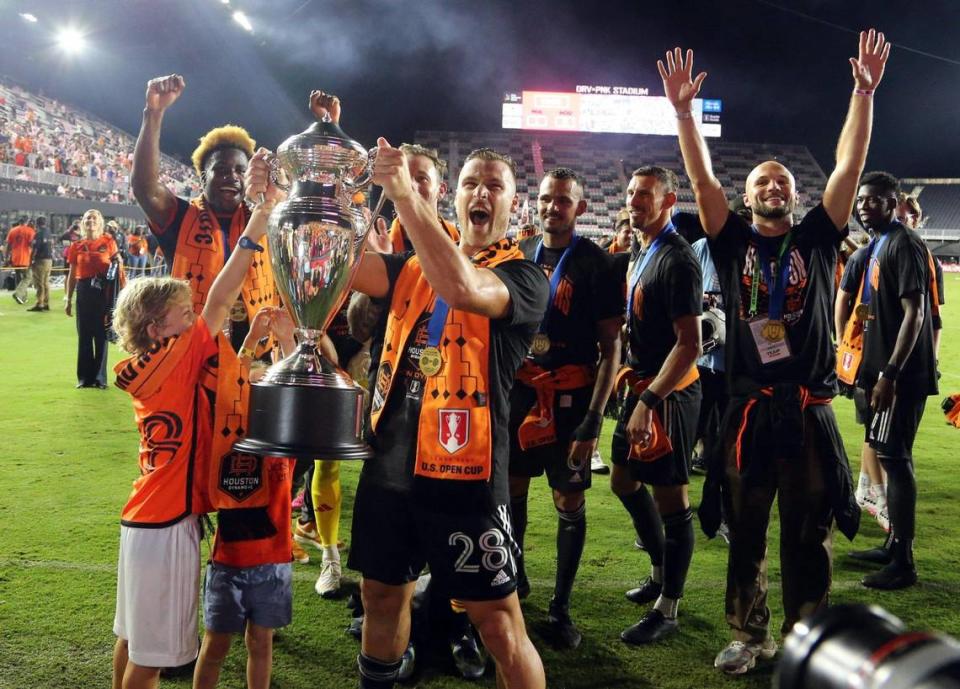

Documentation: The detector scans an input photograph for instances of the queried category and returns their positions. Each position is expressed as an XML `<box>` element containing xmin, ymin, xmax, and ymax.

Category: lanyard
<box><xmin>627</xmin><ymin>223</ymin><xmax>675</xmax><ymax>330</ymax></box>
<box><xmin>860</xmin><ymin>233</ymin><xmax>889</xmax><ymax>307</ymax></box>
<box><xmin>749</xmin><ymin>228</ymin><xmax>792</xmax><ymax>319</ymax></box>
<box><xmin>534</xmin><ymin>234</ymin><xmax>580</xmax><ymax>334</ymax></box>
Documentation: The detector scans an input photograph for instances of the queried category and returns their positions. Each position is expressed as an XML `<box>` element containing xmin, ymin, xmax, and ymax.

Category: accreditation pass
<box><xmin>748</xmin><ymin>317</ymin><xmax>792</xmax><ymax>364</ymax></box>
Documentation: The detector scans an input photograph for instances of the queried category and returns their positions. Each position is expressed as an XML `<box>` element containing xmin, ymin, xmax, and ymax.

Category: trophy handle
<box><xmin>256</xmin><ymin>154</ymin><xmax>292</xmax><ymax>206</ymax></box>
<box><xmin>342</xmin><ymin>146</ymin><xmax>379</xmax><ymax>195</ymax></box>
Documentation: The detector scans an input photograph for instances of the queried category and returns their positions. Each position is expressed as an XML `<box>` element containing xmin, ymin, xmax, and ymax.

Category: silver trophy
<box><xmin>233</xmin><ymin>115</ymin><xmax>383</xmax><ymax>460</ymax></box>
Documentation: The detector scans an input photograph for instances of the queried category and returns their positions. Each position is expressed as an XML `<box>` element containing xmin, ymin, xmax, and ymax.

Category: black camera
<box><xmin>776</xmin><ymin>604</ymin><xmax>960</xmax><ymax>689</ymax></box>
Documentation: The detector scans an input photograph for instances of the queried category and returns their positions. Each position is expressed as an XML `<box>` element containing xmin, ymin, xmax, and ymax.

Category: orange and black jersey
<box><xmin>843</xmin><ymin>224</ymin><xmax>938</xmax><ymax>397</ymax></box>
<box><xmin>363</xmin><ymin>249</ymin><xmax>548</xmax><ymax>506</ymax></box>
<box><xmin>710</xmin><ymin>204</ymin><xmax>843</xmax><ymax>397</ymax></box>
<box><xmin>66</xmin><ymin>236</ymin><xmax>119</xmax><ymax>279</ymax></box>
<box><xmin>625</xmin><ymin>230</ymin><xmax>702</xmax><ymax>378</ymax></box>
<box><xmin>518</xmin><ymin>235</ymin><xmax>624</xmax><ymax>369</ymax></box>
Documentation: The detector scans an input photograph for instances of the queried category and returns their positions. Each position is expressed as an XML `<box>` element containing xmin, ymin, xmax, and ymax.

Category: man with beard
<box><xmin>611</xmin><ymin>165</ymin><xmax>702</xmax><ymax>646</ymax></box>
<box><xmin>659</xmin><ymin>30</ymin><xmax>888</xmax><ymax>674</ymax></box>
<box><xmin>261</xmin><ymin>138</ymin><xmax>549</xmax><ymax>687</ymax></box>
<box><xmin>839</xmin><ymin>172</ymin><xmax>936</xmax><ymax>589</ymax></box>
<box><xmin>131</xmin><ymin>74</ymin><xmax>277</xmax><ymax>333</ymax></box>
<box><xmin>507</xmin><ymin>167</ymin><xmax>623</xmax><ymax>648</ymax></box>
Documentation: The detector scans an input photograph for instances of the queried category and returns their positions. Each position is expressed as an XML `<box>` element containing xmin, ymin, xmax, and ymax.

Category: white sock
<box><xmin>322</xmin><ymin>545</ymin><xmax>340</xmax><ymax>562</ymax></box>
<box><xmin>653</xmin><ymin>594</ymin><xmax>679</xmax><ymax>619</ymax></box>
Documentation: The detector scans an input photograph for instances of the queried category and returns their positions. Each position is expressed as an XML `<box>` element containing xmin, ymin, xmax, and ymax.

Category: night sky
<box><xmin>1</xmin><ymin>0</ymin><xmax>958</xmax><ymax>179</ymax></box>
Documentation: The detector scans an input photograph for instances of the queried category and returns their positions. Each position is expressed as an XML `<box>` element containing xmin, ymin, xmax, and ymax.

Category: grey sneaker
<box><xmin>714</xmin><ymin>638</ymin><xmax>778</xmax><ymax>675</ymax></box>
<box><xmin>590</xmin><ymin>450</ymin><xmax>610</xmax><ymax>474</ymax></box>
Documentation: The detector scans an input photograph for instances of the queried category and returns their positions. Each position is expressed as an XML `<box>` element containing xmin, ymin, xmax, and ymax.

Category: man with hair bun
<box><xmin>131</xmin><ymin>74</ymin><xmax>277</xmax><ymax>331</ymax></box>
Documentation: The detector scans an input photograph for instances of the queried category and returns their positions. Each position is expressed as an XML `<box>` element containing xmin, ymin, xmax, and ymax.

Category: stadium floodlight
<box><xmin>56</xmin><ymin>27</ymin><xmax>87</xmax><ymax>55</ymax></box>
<box><xmin>19</xmin><ymin>12</ymin><xmax>38</xmax><ymax>23</ymax></box>
<box><xmin>221</xmin><ymin>0</ymin><xmax>230</xmax><ymax>4</ymax></box>
<box><xmin>232</xmin><ymin>10</ymin><xmax>253</xmax><ymax>32</ymax></box>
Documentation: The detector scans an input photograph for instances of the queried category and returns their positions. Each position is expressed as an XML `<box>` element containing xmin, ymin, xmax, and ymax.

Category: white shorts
<box><xmin>113</xmin><ymin>515</ymin><xmax>201</xmax><ymax>668</ymax></box>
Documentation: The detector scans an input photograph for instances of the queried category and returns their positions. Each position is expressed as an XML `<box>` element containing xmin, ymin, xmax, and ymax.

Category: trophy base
<box><xmin>233</xmin><ymin>380</ymin><xmax>371</xmax><ymax>460</ymax></box>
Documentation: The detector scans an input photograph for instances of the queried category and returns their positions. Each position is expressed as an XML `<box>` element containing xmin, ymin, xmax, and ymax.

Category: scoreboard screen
<box><xmin>502</xmin><ymin>88</ymin><xmax>722</xmax><ymax>138</ymax></box>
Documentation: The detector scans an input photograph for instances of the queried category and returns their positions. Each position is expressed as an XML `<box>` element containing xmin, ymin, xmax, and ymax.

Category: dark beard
<box><xmin>752</xmin><ymin>200</ymin><xmax>794</xmax><ymax>219</ymax></box>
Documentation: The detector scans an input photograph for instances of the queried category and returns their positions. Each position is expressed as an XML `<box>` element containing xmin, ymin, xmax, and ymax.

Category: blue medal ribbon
<box><xmin>751</xmin><ymin>228</ymin><xmax>792</xmax><ymax>321</ymax></box>
<box><xmin>534</xmin><ymin>234</ymin><xmax>580</xmax><ymax>335</ymax></box>
<box><xmin>627</xmin><ymin>223</ymin><xmax>675</xmax><ymax>331</ymax></box>
<box><xmin>425</xmin><ymin>295</ymin><xmax>449</xmax><ymax>348</ymax></box>
<box><xmin>860</xmin><ymin>233</ymin><xmax>889</xmax><ymax>308</ymax></box>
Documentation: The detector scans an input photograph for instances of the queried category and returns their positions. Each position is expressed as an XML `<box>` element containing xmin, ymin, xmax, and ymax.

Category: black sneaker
<box><xmin>633</xmin><ymin>536</ymin><xmax>647</xmax><ymax>551</ymax></box>
<box><xmin>450</xmin><ymin>629</ymin><xmax>486</xmax><ymax>679</ymax></box>
<box><xmin>848</xmin><ymin>546</ymin><xmax>892</xmax><ymax>565</ymax></box>
<box><xmin>27</xmin><ymin>304</ymin><xmax>43</xmax><ymax>312</ymax></box>
<box><xmin>690</xmin><ymin>454</ymin><xmax>707</xmax><ymax>475</ymax></box>
<box><xmin>620</xmin><ymin>609</ymin><xmax>678</xmax><ymax>645</ymax></box>
<box><xmin>862</xmin><ymin>563</ymin><xmax>917</xmax><ymax>590</ymax></box>
<box><xmin>346</xmin><ymin>614</ymin><xmax>363</xmax><ymax>639</ymax></box>
<box><xmin>398</xmin><ymin>642</ymin><xmax>416</xmax><ymax>682</ymax></box>
<box><xmin>12</xmin><ymin>294</ymin><xmax>25</xmax><ymax>305</ymax></box>
<box><xmin>545</xmin><ymin>605</ymin><xmax>582</xmax><ymax>650</ymax></box>
<box><xmin>625</xmin><ymin>577</ymin><xmax>661</xmax><ymax>605</ymax></box>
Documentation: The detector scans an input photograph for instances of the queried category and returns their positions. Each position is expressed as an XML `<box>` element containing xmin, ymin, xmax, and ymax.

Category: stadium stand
<box><xmin>0</xmin><ymin>76</ymin><xmax>198</xmax><ymax>204</ymax></box>
<box><xmin>415</xmin><ymin>130</ymin><xmax>828</xmax><ymax>236</ymax></box>
<box><xmin>900</xmin><ymin>179</ymin><xmax>960</xmax><ymax>261</ymax></box>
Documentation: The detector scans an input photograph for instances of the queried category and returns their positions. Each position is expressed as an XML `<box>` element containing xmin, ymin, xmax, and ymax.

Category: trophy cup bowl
<box><xmin>233</xmin><ymin>118</ymin><xmax>383</xmax><ymax>460</ymax></box>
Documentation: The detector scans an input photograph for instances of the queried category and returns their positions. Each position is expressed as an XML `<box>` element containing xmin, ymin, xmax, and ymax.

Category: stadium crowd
<box><xmin>3</xmin><ymin>26</ymin><xmax>957</xmax><ymax>689</ymax></box>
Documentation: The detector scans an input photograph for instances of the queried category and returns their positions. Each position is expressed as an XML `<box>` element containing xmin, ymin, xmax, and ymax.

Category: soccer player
<box><xmin>507</xmin><ymin>167</ymin><xmax>623</xmax><ymax>649</ymax></box>
<box><xmin>131</xmin><ymin>74</ymin><xmax>277</xmax><ymax>331</ymax></box>
<box><xmin>659</xmin><ymin>30</ymin><xmax>889</xmax><ymax>674</ymax></box>
<box><xmin>846</xmin><ymin>171</ymin><xmax>937</xmax><ymax>589</ymax></box>
<box><xmin>7</xmin><ymin>216</ymin><xmax>34</xmax><ymax>305</ymax></box>
<box><xmin>261</xmin><ymin>135</ymin><xmax>550</xmax><ymax>687</ymax></box>
<box><xmin>110</xmin><ymin>151</ymin><xmax>282</xmax><ymax>689</ymax></box>
<box><xmin>611</xmin><ymin>166</ymin><xmax>703</xmax><ymax>645</ymax></box>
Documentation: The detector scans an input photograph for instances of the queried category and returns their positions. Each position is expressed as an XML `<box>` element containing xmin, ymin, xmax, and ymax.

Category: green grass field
<box><xmin>2</xmin><ymin>277</ymin><xmax>959</xmax><ymax>689</ymax></box>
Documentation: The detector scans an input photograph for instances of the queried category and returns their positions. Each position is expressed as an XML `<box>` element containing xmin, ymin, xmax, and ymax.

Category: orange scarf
<box><xmin>615</xmin><ymin>365</ymin><xmax>699</xmax><ymax>462</ymax></box>
<box><xmin>387</xmin><ymin>216</ymin><xmax>460</xmax><ymax>254</ymax></box>
<box><xmin>370</xmin><ymin>238</ymin><xmax>522</xmax><ymax>481</ymax></box>
<box><xmin>836</xmin><ymin>279</ymin><xmax>867</xmax><ymax>386</ymax></box>
<box><xmin>206</xmin><ymin>334</ymin><xmax>254</xmax><ymax>510</ymax></box>
<box><xmin>172</xmin><ymin>197</ymin><xmax>278</xmax><ymax>320</ymax></box>
<box><xmin>516</xmin><ymin>362</ymin><xmax>595</xmax><ymax>450</ymax></box>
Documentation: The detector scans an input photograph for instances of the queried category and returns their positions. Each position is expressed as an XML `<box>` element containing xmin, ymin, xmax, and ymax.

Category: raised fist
<box><xmin>309</xmin><ymin>90</ymin><xmax>341</xmax><ymax>124</ymax></box>
<box><xmin>145</xmin><ymin>75</ymin><xmax>185</xmax><ymax>113</ymax></box>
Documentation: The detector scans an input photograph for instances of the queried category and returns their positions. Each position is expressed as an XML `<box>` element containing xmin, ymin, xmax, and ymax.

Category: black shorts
<box><xmin>347</xmin><ymin>477</ymin><xmax>520</xmax><ymax>602</ymax></box>
<box><xmin>610</xmin><ymin>381</ymin><xmax>701</xmax><ymax>486</ymax></box>
<box><xmin>507</xmin><ymin>382</ymin><xmax>593</xmax><ymax>492</ymax></box>
<box><xmin>863</xmin><ymin>388</ymin><xmax>927</xmax><ymax>462</ymax></box>
<box><xmin>853</xmin><ymin>387</ymin><xmax>870</xmax><ymax>426</ymax></box>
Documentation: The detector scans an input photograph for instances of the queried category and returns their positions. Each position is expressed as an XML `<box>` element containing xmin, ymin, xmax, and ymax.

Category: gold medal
<box><xmin>854</xmin><ymin>303</ymin><xmax>870</xmax><ymax>322</ymax></box>
<box><xmin>531</xmin><ymin>333</ymin><xmax>551</xmax><ymax>355</ymax></box>
<box><xmin>419</xmin><ymin>346</ymin><xmax>443</xmax><ymax>376</ymax></box>
<box><xmin>762</xmin><ymin>320</ymin><xmax>786</xmax><ymax>342</ymax></box>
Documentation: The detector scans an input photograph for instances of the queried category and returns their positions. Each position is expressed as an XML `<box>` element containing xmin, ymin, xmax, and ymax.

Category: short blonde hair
<box><xmin>113</xmin><ymin>277</ymin><xmax>193</xmax><ymax>355</ymax></box>
<box><xmin>191</xmin><ymin>124</ymin><xmax>256</xmax><ymax>176</ymax></box>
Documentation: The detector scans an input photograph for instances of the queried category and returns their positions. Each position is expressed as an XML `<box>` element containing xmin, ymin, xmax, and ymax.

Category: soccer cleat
<box><xmin>690</xmin><ymin>454</ymin><xmax>707</xmax><ymax>475</ymax></box>
<box><xmin>346</xmin><ymin>614</ymin><xmax>363</xmax><ymax>639</ymax></box>
<box><xmin>450</xmin><ymin>629</ymin><xmax>486</xmax><ymax>679</ymax></box>
<box><xmin>854</xmin><ymin>471</ymin><xmax>870</xmax><ymax>508</ymax></box>
<box><xmin>620</xmin><ymin>609</ymin><xmax>678</xmax><ymax>645</ymax></box>
<box><xmin>625</xmin><ymin>577</ymin><xmax>662</xmax><ymax>605</ymax></box>
<box><xmin>12</xmin><ymin>293</ymin><xmax>25</xmax><ymax>305</ymax></box>
<box><xmin>633</xmin><ymin>536</ymin><xmax>647</xmax><ymax>551</ymax></box>
<box><xmin>291</xmin><ymin>541</ymin><xmax>310</xmax><ymax>564</ymax></box>
<box><xmin>590</xmin><ymin>450</ymin><xmax>610</xmax><ymax>474</ymax></box>
<box><xmin>398</xmin><ymin>643</ymin><xmax>416</xmax><ymax>682</ymax></box>
<box><xmin>714</xmin><ymin>638</ymin><xmax>778</xmax><ymax>675</ymax></box>
<box><xmin>293</xmin><ymin>520</ymin><xmax>323</xmax><ymax>549</ymax></box>
<box><xmin>862</xmin><ymin>563</ymin><xmax>917</xmax><ymax>590</ymax></box>
<box><xmin>27</xmin><ymin>304</ymin><xmax>44</xmax><ymax>312</ymax></box>
<box><xmin>315</xmin><ymin>557</ymin><xmax>342</xmax><ymax>597</ymax></box>
<box><xmin>875</xmin><ymin>503</ymin><xmax>890</xmax><ymax>533</ymax></box>
<box><xmin>716</xmin><ymin>521</ymin><xmax>731</xmax><ymax>545</ymax></box>
<box><xmin>848</xmin><ymin>545</ymin><xmax>892</xmax><ymax>565</ymax></box>
<box><xmin>546</xmin><ymin>604</ymin><xmax>583</xmax><ymax>650</ymax></box>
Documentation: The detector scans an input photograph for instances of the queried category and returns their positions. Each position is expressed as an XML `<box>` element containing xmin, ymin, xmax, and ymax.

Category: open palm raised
<box><xmin>657</xmin><ymin>48</ymin><xmax>707</xmax><ymax>111</ymax></box>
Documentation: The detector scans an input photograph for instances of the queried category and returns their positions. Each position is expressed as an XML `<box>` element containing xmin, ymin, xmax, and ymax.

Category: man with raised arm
<box><xmin>250</xmin><ymin>93</ymin><xmax>550</xmax><ymax>689</ymax></box>
<box><xmin>659</xmin><ymin>30</ymin><xmax>889</xmax><ymax>675</ymax></box>
<box><xmin>507</xmin><ymin>167</ymin><xmax>624</xmax><ymax>649</ymax></box>
<box><xmin>131</xmin><ymin>74</ymin><xmax>277</xmax><ymax>334</ymax></box>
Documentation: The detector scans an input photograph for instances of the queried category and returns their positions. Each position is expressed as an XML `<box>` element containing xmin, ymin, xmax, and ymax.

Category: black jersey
<box><xmin>710</xmin><ymin>204</ymin><xmax>844</xmax><ymax>396</ymax></box>
<box><xmin>362</xmin><ymin>251</ymin><xmax>548</xmax><ymax>506</ymax></box>
<box><xmin>519</xmin><ymin>234</ymin><xmax>624</xmax><ymax>369</ymax></box>
<box><xmin>626</xmin><ymin>229</ymin><xmax>702</xmax><ymax>377</ymax></box>
<box><xmin>858</xmin><ymin>223</ymin><xmax>937</xmax><ymax>397</ymax></box>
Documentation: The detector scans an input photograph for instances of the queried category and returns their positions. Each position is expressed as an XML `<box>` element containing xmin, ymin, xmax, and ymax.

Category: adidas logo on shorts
<box><xmin>490</xmin><ymin>569</ymin><xmax>511</xmax><ymax>587</ymax></box>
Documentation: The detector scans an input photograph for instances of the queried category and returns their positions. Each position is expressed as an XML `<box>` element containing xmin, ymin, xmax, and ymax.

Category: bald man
<box><xmin>659</xmin><ymin>30</ymin><xmax>890</xmax><ymax>674</ymax></box>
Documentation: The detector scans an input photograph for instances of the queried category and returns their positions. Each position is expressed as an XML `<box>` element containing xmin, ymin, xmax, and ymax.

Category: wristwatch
<box><xmin>238</xmin><ymin>236</ymin><xmax>264</xmax><ymax>252</ymax></box>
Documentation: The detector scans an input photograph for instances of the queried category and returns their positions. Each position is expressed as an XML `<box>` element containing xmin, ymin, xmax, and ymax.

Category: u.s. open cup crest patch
<box><xmin>438</xmin><ymin>409</ymin><xmax>469</xmax><ymax>454</ymax></box>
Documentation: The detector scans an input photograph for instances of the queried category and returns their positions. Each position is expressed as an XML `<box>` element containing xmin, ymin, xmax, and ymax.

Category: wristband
<box><xmin>237</xmin><ymin>236</ymin><xmax>264</xmax><ymax>252</ymax></box>
<box><xmin>639</xmin><ymin>388</ymin><xmax>663</xmax><ymax>409</ymax></box>
<box><xmin>573</xmin><ymin>409</ymin><xmax>603</xmax><ymax>442</ymax></box>
<box><xmin>880</xmin><ymin>363</ymin><xmax>899</xmax><ymax>381</ymax></box>
<box><xmin>239</xmin><ymin>346</ymin><xmax>257</xmax><ymax>360</ymax></box>
<box><xmin>854</xmin><ymin>88</ymin><xmax>874</xmax><ymax>97</ymax></box>
<box><xmin>675</xmin><ymin>110</ymin><xmax>694</xmax><ymax>120</ymax></box>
